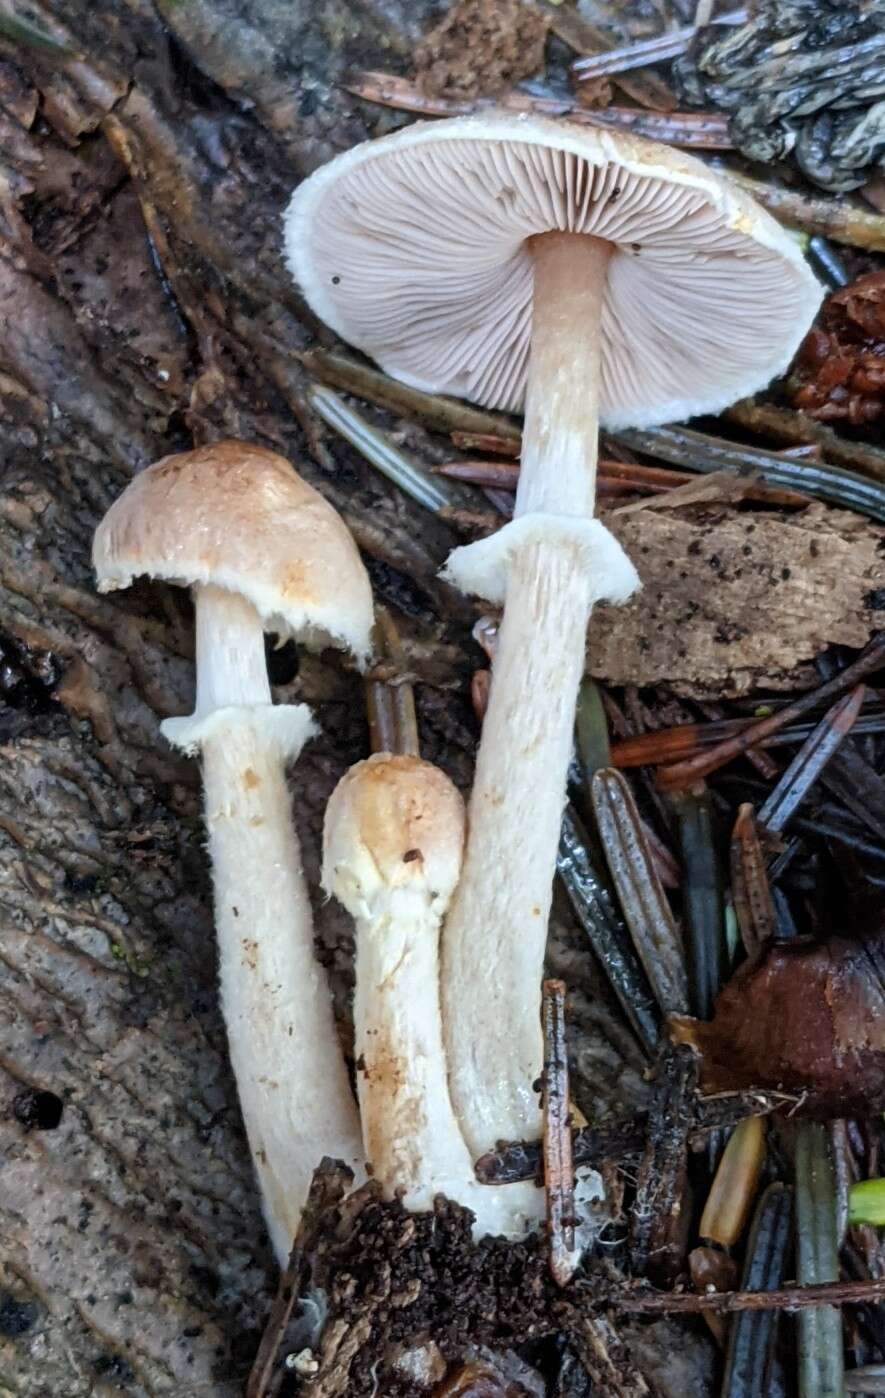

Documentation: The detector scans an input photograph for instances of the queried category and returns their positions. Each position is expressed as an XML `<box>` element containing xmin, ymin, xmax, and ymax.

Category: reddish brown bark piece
<box><xmin>791</xmin><ymin>272</ymin><xmax>885</xmax><ymax>426</ymax></box>
<box><xmin>670</xmin><ymin>923</ymin><xmax>885</xmax><ymax>1117</ymax></box>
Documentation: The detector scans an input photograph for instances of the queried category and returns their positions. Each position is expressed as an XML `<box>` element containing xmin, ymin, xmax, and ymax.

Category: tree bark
<box><xmin>0</xmin><ymin>2</ymin><xmax>456</xmax><ymax>1391</ymax></box>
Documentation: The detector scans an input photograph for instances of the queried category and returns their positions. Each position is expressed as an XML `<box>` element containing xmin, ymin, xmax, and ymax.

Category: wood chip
<box><xmin>590</xmin><ymin>503</ymin><xmax>885</xmax><ymax>696</ymax></box>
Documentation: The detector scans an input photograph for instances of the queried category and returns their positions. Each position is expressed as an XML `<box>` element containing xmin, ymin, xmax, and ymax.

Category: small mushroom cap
<box><xmin>322</xmin><ymin>753</ymin><xmax>465</xmax><ymax>921</ymax></box>
<box><xmin>285</xmin><ymin>112</ymin><xmax>822</xmax><ymax>429</ymax></box>
<box><xmin>93</xmin><ymin>441</ymin><xmax>373</xmax><ymax>665</ymax></box>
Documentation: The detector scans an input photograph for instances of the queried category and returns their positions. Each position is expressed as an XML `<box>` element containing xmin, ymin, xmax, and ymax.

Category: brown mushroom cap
<box><xmin>284</xmin><ymin>112</ymin><xmax>822</xmax><ymax>429</ymax></box>
<box><xmin>93</xmin><ymin>441</ymin><xmax>373</xmax><ymax>664</ymax></box>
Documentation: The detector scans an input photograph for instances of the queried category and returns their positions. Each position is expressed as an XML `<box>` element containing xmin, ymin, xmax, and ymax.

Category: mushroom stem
<box><xmin>517</xmin><ymin>232</ymin><xmax>611</xmax><ymax>518</ymax></box>
<box><xmin>324</xmin><ymin>756</ymin><xmax>541</xmax><ymax>1238</ymax></box>
<box><xmin>442</xmin><ymin>233</ymin><xmax>623</xmax><ymax>1156</ymax></box>
<box><xmin>353</xmin><ymin>881</ymin><xmax>473</xmax><ymax>1209</ymax></box>
<box><xmin>193</xmin><ymin>584</ymin><xmax>271</xmax><ymax>713</ymax></box>
<box><xmin>164</xmin><ymin>585</ymin><xmax>363</xmax><ymax>1263</ymax></box>
<box><xmin>442</xmin><ymin>546</ymin><xmax>597</xmax><ymax>1149</ymax></box>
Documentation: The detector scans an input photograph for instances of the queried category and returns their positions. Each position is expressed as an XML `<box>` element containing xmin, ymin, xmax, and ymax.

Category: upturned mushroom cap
<box><xmin>284</xmin><ymin>112</ymin><xmax>822</xmax><ymax>429</ymax></box>
<box><xmin>93</xmin><ymin>440</ymin><xmax>374</xmax><ymax>665</ymax></box>
<box><xmin>322</xmin><ymin>754</ymin><xmax>465</xmax><ymax>921</ymax></box>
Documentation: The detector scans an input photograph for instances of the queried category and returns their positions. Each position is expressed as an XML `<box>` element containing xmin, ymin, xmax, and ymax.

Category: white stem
<box><xmin>178</xmin><ymin>586</ymin><xmax>363</xmax><ymax>1262</ymax></box>
<box><xmin>354</xmin><ymin>888</ymin><xmax>539</xmax><ymax>1236</ymax></box>
<box><xmin>194</xmin><ymin>584</ymin><xmax>272</xmax><ymax>713</ymax></box>
<box><xmin>442</xmin><ymin>232</ymin><xmax>611</xmax><ymax>1156</ymax></box>
<box><xmin>355</xmin><ymin>888</ymin><xmax>473</xmax><ymax>1206</ymax></box>
<box><xmin>325</xmin><ymin>756</ymin><xmax>542</xmax><ymax>1239</ymax></box>
<box><xmin>516</xmin><ymin>232</ymin><xmax>610</xmax><ymax>519</ymax></box>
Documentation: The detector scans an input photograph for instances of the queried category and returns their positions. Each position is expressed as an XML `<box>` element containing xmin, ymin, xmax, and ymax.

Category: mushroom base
<box><xmin>255</xmin><ymin>1160</ymin><xmax>644</xmax><ymax>1398</ymax></box>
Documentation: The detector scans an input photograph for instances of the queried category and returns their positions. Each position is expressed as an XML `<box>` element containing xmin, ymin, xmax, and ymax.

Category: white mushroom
<box><xmin>93</xmin><ymin>440</ymin><xmax>374</xmax><ymax>1261</ymax></box>
<box><xmin>284</xmin><ymin>113</ymin><xmax>822</xmax><ymax>1156</ymax></box>
<box><xmin>322</xmin><ymin>753</ymin><xmax>541</xmax><ymax>1237</ymax></box>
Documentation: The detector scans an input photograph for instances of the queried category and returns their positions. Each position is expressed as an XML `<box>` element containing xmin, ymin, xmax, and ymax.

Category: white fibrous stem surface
<box><xmin>442</xmin><ymin>540</ymin><xmax>596</xmax><ymax>1151</ymax></box>
<box><xmin>442</xmin><ymin>233</ymin><xmax>627</xmax><ymax>1157</ymax></box>
<box><xmin>354</xmin><ymin>885</ymin><xmax>541</xmax><ymax>1237</ymax></box>
<box><xmin>163</xmin><ymin>585</ymin><xmax>363</xmax><ymax>1262</ymax></box>
<box><xmin>325</xmin><ymin>755</ymin><xmax>543</xmax><ymax>1239</ymax></box>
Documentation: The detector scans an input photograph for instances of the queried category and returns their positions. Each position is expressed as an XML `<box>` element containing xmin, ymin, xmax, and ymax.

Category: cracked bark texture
<box><xmin>0</xmin><ymin>1</ymin><xmax>471</xmax><ymax>1392</ymax></box>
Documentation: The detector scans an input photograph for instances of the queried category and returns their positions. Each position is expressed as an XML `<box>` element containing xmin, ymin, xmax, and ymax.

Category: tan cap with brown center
<box><xmin>94</xmin><ymin>440</ymin><xmax>373</xmax><ymax>665</ymax></box>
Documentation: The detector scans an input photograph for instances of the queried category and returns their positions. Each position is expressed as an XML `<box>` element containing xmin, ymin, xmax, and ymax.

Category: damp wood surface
<box><xmin>592</xmin><ymin>502</ymin><xmax>885</xmax><ymax>697</ymax></box>
<box><xmin>0</xmin><ymin>0</ymin><xmax>471</xmax><ymax>1393</ymax></box>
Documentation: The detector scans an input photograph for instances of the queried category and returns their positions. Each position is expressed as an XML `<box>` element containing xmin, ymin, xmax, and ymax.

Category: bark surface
<box><xmin>0</xmin><ymin>2</ymin><xmax>457</xmax><ymax>1392</ymax></box>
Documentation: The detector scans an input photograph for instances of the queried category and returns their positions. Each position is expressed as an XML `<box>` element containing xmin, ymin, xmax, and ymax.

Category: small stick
<box><xmin>450</xmin><ymin>430</ymin><xmax>520</xmax><ymax>457</ymax></box>
<box><xmin>820</xmin><ymin>745</ymin><xmax>885</xmax><ymax>843</ymax></box>
<box><xmin>724</xmin><ymin>399</ymin><xmax>885</xmax><ymax>485</ymax></box>
<box><xmin>542</xmin><ymin>979</ymin><xmax>577</xmax><ymax>1287</ymax></box>
<box><xmin>307</xmin><ymin>383</ymin><xmax>476</xmax><ymax>517</ymax></box>
<box><xmin>609</xmin><ymin>1275</ymin><xmax>885</xmax><ymax>1315</ymax></box>
<box><xmin>342</xmin><ymin>72</ymin><xmax>732</xmax><ymax>148</ymax></box>
<box><xmin>601</xmin><ymin>458</ymin><xmax>807</xmax><ymax>506</ymax></box>
<box><xmin>657</xmin><ymin>635</ymin><xmax>885</xmax><ymax>790</ymax></box>
<box><xmin>629</xmin><ymin>1046</ymin><xmax>695</xmax><ymax>1284</ymax></box>
<box><xmin>592</xmin><ymin>769</ymin><xmax>689</xmax><ymax>1015</ymax></box>
<box><xmin>539</xmin><ymin>0</ymin><xmax>676</xmax><ymax>111</ymax></box>
<box><xmin>615</xmin><ymin>424</ymin><xmax>885</xmax><ymax>523</ymax></box>
<box><xmin>610</xmin><ymin>708</ymin><xmax>885</xmax><ymax>769</ymax></box>
<box><xmin>720</xmin><ymin>1183</ymin><xmax>793</xmax><ymax>1392</ymax></box>
<box><xmin>795</xmin><ymin>1123</ymin><xmax>845</xmax><ymax>1397</ymax></box>
<box><xmin>730</xmin><ymin>805</ymin><xmax>776</xmax><ymax>957</ymax></box>
<box><xmin>559</xmin><ymin>807</ymin><xmax>660</xmax><ymax>1057</ymax></box>
<box><xmin>433</xmin><ymin>459</ymin><xmax>520</xmax><ymax>490</ymax></box>
<box><xmin>300</xmin><ymin>348</ymin><xmax>520</xmax><ymax>442</ymax></box>
<box><xmin>365</xmin><ymin>608</ymin><xmax>420</xmax><ymax>757</ymax></box>
<box><xmin>695</xmin><ymin>699</ymin><xmax>779</xmax><ymax>782</ymax></box>
<box><xmin>672</xmin><ymin>785</ymin><xmax>725</xmax><ymax>1020</ymax></box>
<box><xmin>570</xmin><ymin>8</ymin><xmax>747</xmax><ymax>81</ymax></box>
<box><xmin>571</xmin><ymin>106</ymin><xmax>733</xmax><ymax>149</ymax></box>
<box><xmin>757</xmin><ymin>686</ymin><xmax>865</xmax><ymax>834</ymax></box>
<box><xmin>721</xmin><ymin>169</ymin><xmax>885</xmax><ymax>254</ymax></box>
<box><xmin>246</xmin><ymin>1163</ymin><xmax>353</xmax><ymax>1398</ymax></box>
<box><xmin>475</xmin><ymin>1089</ymin><xmax>801</xmax><ymax>1186</ymax></box>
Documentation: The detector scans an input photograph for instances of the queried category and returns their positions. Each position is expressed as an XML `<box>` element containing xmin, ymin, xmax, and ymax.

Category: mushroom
<box><xmin>93</xmin><ymin>440</ymin><xmax>374</xmax><ymax>1261</ymax></box>
<box><xmin>284</xmin><ymin>113</ymin><xmax>822</xmax><ymax>1156</ymax></box>
<box><xmin>322</xmin><ymin>752</ymin><xmax>541</xmax><ymax>1237</ymax></box>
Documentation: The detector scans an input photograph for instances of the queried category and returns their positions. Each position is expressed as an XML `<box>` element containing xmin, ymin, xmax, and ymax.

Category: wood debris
<box><xmin>790</xmin><ymin>271</ymin><xmax>885</xmax><ymax>426</ymax></box>
<box><xmin>590</xmin><ymin>502</ymin><xmax>885</xmax><ymax>696</ymax></box>
<box><xmin>413</xmin><ymin>0</ymin><xmax>549</xmax><ymax>100</ymax></box>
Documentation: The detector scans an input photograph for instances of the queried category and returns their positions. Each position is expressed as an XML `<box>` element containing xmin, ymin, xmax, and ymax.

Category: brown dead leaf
<box><xmin>670</xmin><ymin>920</ymin><xmax>885</xmax><ymax>1117</ymax></box>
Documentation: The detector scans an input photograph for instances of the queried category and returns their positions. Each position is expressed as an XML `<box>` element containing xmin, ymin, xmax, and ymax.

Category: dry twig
<box><xmin>542</xmin><ymin>979</ymin><xmax>577</xmax><ymax>1287</ymax></box>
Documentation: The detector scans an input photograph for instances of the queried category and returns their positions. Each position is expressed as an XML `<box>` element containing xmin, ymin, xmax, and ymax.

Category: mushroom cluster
<box><xmin>94</xmin><ymin>110</ymin><xmax>821</xmax><ymax>1267</ymax></box>
<box><xmin>285</xmin><ymin>111</ymin><xmax>821</xmax><ymax>1162</ymax></box>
